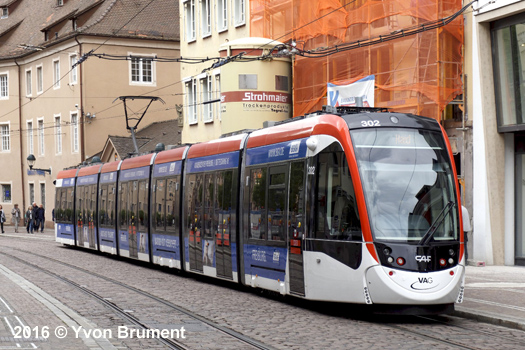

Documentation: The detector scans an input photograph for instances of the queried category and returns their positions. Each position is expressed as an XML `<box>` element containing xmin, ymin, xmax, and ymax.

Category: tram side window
<box><xmin>268</xmin><ymin>167</ymin><xmax>286</xmax><ymax>242</ymax></box>
<box><xmin>107</xmin><ymin>185</ymin><xmax>115</xmax><ymax>226</ymax></box>
<box><xmin>119</xmin><ymin>182</ymin><xmax>128</xmax><ymax>230</ymax></box>
<box><xmin>249</xmin><ymin>168</ymin><xmax>267</xmax><ymax>240</ymax></box>
<box><xmin>204</xmin><ymin>174</ymin><xmax>215</xmax><ymax>240</ymax></box>
<box><xmin>315</xmin><ymin>144</ymin><xmax>362</xmax><ymax>241</ymax></box>
<box><xmin>55</xmin><ymin>189</ymin><xmax>62</xmax><ymax>222</ymax></box>
<box><xmin>138</xmin><ymin>180</ymin><xmax>148</xmax><ymax>231</ymax></box>
<box><xmin>129</xmin><ymin>181</ymin><xmax>138</xmax><ymax>228</ymax></box>
<box><xmin>185</xmin><ymin>174</ymin><xmax>203</xmax><ymax>234</ymax></box>
<box><xmin>99</xmin><ymin>185</ymin><xmax>107</xmax><ymax>226</ymax></box>
<box><xmin>289</xmin><ymin>162</ymin><xmax>305</xmax><ymax>238</ymax></box>
<box><xmin>166</xmin><ymin>177</ymin><xmax>178</xmax><ymax>232</ymax></box>
<box><xmin>65</xmin><ymin>187</ymin><xmax>73</xmax><ymax>222</ymax></box>
<box><xmin>154</xmin><ymin>179</ymin><xmax>166</xmax><ymax>231</ymax></box>
<box><xmin>90</xmin><ymin>184</ymin><xmax>97</xmax><ymax>226</ymax></box>
<box><xmin>76</xmin><ymin>186</ymin><xmax>83</xmax><ymax>225</ymax></box>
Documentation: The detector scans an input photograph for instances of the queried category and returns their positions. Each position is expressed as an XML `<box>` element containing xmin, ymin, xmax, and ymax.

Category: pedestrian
<box><xmin>462</xmin><ymin>205</ymin><xmax>472</xmax><ymax>261</ymax></box>
<box><xmin>31</xmin><ymin>202</ymin><xmax>39</xmax><ymax>233</ymax></box>
<box><xmin>37</xmin><ymin>204</ymin><xmax>45</xmax><ymax>233</ymax></box>
<box><xmin>26</xmin><ymin>205</ymin><xmax>34</xmax><ymax>234</ymax></box>
<box><xmin>11</xmin><ymin>204</ymin><xmax>21</xmax><ymax>233</ymax></box>
<box><xmin>0</xmin><ymin>205</ymin><xmax>5</xmax><ymax>233</ymax></box>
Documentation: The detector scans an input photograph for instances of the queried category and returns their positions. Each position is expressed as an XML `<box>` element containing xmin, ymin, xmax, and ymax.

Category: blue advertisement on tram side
<box><xmin>153</xmin><ymin>161</ymin><xmax>182</xmax><ymax>177</ymax></box>
<box><xmin>184</xmin><ymin>237</ymin><xmax>189</xmax><ymax>263</ymax></box>
<box><xmin>56</xmin><ymin>223</ymin><xmax>74</xmax><ymax>240</ymax></box>
<box><xmin>120</xmin><ymin>166</ymin><xmax>150</xmax><ymax>181</ymax></box>
<box><xmin>100</xmin><ymin>172</ymin><xmax>117</xmax><ymax>184</ymax></box>
<box><xmin>246</xmin><ymin>138</ymin><xmax>308</xmax><ymax>166</ymax></box>
<box><xmin>186</xmin><ymin>151</ymin><xmax>239</xmax><ymax>174</ymax></box>
<box><xmin>152</xmin><ymin>234</ymin><xmax>180</xmax><ymax>261</ymax></box>
<box><xmin>77</xmin><ymin>174</ymin><xmax>98</xmax><ymax>185</ymax></box>
<box><xmin>99</xmin><ymin>228</ymin><xmax>117</xmax><ymax>249</ymax></box>
<box><xmin>244</xmin><ymin>244</ymin><xmax>287</xmax><ymax>281</ymax></box>
<box><xmin>231</xmin><ymin>242</ymin><xmax>238</xmax><ymax>273</ymax></box>
<box><xmin>119</xmin><ymin>230</ymin><xmax>149</xmax><ymax>255</ymax></box>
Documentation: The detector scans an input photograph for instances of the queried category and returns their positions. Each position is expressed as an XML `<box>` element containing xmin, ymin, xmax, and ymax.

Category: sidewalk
<box><xmin>454</xmin><ymin>264</ymin><xmax>525</xmax><ymax>330</ymax></box>
<box><xmin>1</xmin><ymin>226</ymin><xmax>525</xmax><ymax>330</ymax></box>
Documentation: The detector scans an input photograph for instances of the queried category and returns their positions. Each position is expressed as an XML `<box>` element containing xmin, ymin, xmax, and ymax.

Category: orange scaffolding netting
<box><xmin>250</xmin><ymin>0</ymin><xmax>464</xmax><ymax>120</ymax></box>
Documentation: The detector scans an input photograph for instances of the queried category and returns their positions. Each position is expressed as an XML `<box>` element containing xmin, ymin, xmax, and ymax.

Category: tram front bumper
<box><xmin>365</xmin><ymin>265</ymin><xmax>465</xmax><ymax>305</ymax></box>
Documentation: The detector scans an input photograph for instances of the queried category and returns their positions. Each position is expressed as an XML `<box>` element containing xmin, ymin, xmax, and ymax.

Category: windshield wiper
<box><xmin>418</xmin><ymin>201</ymin><xmax>455</xmax><ymax>246</ymax></box>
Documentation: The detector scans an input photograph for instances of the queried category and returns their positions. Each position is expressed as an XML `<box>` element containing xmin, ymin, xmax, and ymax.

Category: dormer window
<box><xmin>57</xmin><ymin>0</ymin><xmax>63</xmax><ymax>6</ymax></box>
<box><xmin>1</xmin><ymin>7</ymin><xmax>8</xmax><ymax>19</ymax></box>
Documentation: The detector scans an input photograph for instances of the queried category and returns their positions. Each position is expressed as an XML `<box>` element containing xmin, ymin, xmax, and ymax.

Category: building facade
<box><xmin>469</xmin><ymin>0</ymin><xmax>525</xmax><ymax>266</ymax></box>
<box><xmin>0</xmin><ymin>0</ymin><xmax>181</xmax><ymax>227</ymax></box>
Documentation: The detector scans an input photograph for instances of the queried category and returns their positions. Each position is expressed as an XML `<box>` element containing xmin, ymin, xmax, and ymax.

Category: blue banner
<box><xmin>99</xmin><ymin>228</ymin><xmax>117</xmax><ymax>248</ymax></box>
<box><xmin>59</xmin><ymin>178</ymin><xmax>76</xmax><ymax>187</ymax></box>
<box><xmin>100</xmin><ymin>172</ymin><xmax>117</xmax><ymax>184</ymax></box>
<box><xmin>152</xmin><ymin>233</ymin><xmax>180</xmax><ymax>260</ymax></box>
<box><xmin>243</xmin><ymin>244</ymin><xmax>287</xmax><ymax>280</ymax></box>
<box><xmin>56</xmin><ymin>223</ymin><xmax>74</xmax><ymax>239</ymax></box>
<box><xmin>153</xmin><ymin>161</ymin><xmax>182</xmax><ymax>178</ymax></box>
<box><xmin>246</xmin><ymin>138</ymin><xmax>308</xmax><ymax>166</ymax></box>
<box><xmin>120</xmin><ymin>166</ymin><xmax>150</xmax><ymax>181</ymax></box>
<box><xmin>186</xmin><ymin>151</ymin><xmax>239</xmax><ymax>174</ymax></box>
<box><xmin>77</xmin><ymin>174</ymin><xmax>98</xmax><ymax>186</ymax></box>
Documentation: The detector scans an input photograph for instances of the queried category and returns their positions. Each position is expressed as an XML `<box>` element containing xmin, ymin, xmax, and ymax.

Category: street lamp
<box><xmin>27</xmin><ymin>154</ymin><xmax>51</xmax><ymax>174</ymax></box>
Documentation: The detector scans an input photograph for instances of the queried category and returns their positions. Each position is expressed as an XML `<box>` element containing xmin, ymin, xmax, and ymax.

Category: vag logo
<box><xmin>418</xmin><ymin>277</ymin><xmax>433</xmax><ymax>284</ymax></box>
<box><xmin>415</xmin><ymin>255</ymin><xmax>431</xmax><ymax>262</ymax></box>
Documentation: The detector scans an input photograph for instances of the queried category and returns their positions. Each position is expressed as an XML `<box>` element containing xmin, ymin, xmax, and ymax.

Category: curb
<box><xmin>454</xmin><ymin>307</ymin><xmax>525</xmax><ymax>331</ymax></box>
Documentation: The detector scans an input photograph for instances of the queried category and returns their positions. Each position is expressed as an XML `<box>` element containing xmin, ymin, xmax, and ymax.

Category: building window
<box><xmin>55</xmin><ymin>116</ymin><xmax>62</xmax><ymax>154</ymax></box>
<box><xmin>0</xmin><ymin>73</ymin><xmax>8</xmax><ymax>99</ymax></box>
<box><xmin>185</xmin><ymin>79</ymin><xmax>197</xmax><ymax>124</ymax></box>
<box><xmin>71</xmin><ymin>113</ymin><xmax>79</xmax><ymax>153</ymax></box>
<box><xmin>29</xmin><ymin>183</ymin><xmax>34</xmax><ymax>204</ymax></box>
<box><xmin>40</xmin><ymin>183</ymin><xmax>45</xmax><ymax>207</ymax></box>
<box><xmin>26</xmin><ymin>70</ymin><xmax>32</xmax><ymax>96</ymax></box>
<box><xmin>217</xmin><ymin>0</ymin><xmax>228</xmax><ymax>32</ymax></box>
<box><xmin>27</xmin><ymin>121</ymin><xmax>34</xmax><ymax>155</ymax></box>
<box><xmin>57</xmin><ymin>0</ymin><xmax>63</xmax><ymax>6</ymax></box>
<box><xmin>37</xmin><ymin>66</ymin><xmax>43</xmax><ymax>94</ymax></box>
<box><xmin>130</xmin><ymin>57</ymin><xmax>153</xmax><ymax>84</ymax></box>
<box><xmin>275</xmin><ymin>75</ymin><xmax>288</xmax><ymax>91</ymax></box>
<box><xmin>239</xmin><ymin>74</ymin><xmax>257</xmax><ymax>89</ymax></box>
<box><xmin>1</xmin><ymin>7</ymin><xmax>8</xmax><ymax>19</ymax></box>
<box><xmin>1</xmin><ymin>124</ymin><xmax>9</xmax><ymax>152</ymax></box>
<box><xmin>38</xmin><ymin>119</ymin><xmax>44</xmax><ymax>155</ymax></box>
<box><xmin>201</xmin><ymin>76</ymin><xmax>212</xmax><ymax>122</ymax></box>
<box><xmin>53</xmin><ymin>60</ymin><xmax>60</xmax><ymax>89</ymax></box>
<box><xmin>234</xmin><ymin>0</ymin><xmax>245</xmax><ymax>26</ymax></box>
<box><xmin>201</xmin><ymin>0</ymin><xmax>211</xmax><ymax>37</ymax></box>
<box><xmin>1</xmin><ymin>184</ymin><xmax>11</xmax><ymax>203</ymax></box>
<box><xmin>214</xmin><ymin>74</ymin><xmax>221</xmax><ymax>120</ymax></box>
<box><xmin>70</xmin><ymin>55</ymin><xmax>77</xmax><ymax>84</ymax></box>
<box><xmin>184</xmin><ymin>0</ymin><xmax>196</xmax><ymax>42</ymax></box>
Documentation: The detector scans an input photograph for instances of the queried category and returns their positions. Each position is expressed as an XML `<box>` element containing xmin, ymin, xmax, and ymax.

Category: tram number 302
<box><xmin>361</xmin><ymin>120</ymin><xmax>381</xmax><ymax>127</ymax></box>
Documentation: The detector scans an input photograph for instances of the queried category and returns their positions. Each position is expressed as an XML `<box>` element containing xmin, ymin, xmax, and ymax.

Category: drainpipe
<box><xmin>75</xmin><ymin>36</ymin><xmax>85</xmax><ymax>162</ymax></box>
<box><xmin>14</xmin><ymin>58</ymin><xmax>27</xmax><ymax>214</ymax></box>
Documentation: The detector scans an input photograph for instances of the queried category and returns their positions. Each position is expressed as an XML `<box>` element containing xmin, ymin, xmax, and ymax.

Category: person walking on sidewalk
<box><xmin>31</xmin><ymin>203</ymin><xmax>39</xmax><ymax>234</ymax></box>
<box><xmin>25</xmin><ymin>206</ymin><xmax>34</xmax><ymax>234</ymax></box>
<box><xmin>0</xmin><ymin>205</ymin><xmax>5</xmax><ymax>233</ymax></box>
<box><xmin>11</xmin><ymin>204</ymin><xmax>21</xmax><ymax>233</ymax></box>
<box><xmin>37</xmin><ymin>204</ymin><xmax>45</xmax><ymax>233</ymax></box>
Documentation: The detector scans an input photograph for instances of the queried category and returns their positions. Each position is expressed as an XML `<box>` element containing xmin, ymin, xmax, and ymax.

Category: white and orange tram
<box><xmin>55</xmin><ymin>107</ymin><xmax>465</xmax><ymax>313</ymax></box>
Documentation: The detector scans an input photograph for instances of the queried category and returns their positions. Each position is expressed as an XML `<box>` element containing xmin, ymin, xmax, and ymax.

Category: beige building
<box><xmin>0</xmin><ymin>0</ymin><xmax>181</xmax><ymax>227</ymax></box>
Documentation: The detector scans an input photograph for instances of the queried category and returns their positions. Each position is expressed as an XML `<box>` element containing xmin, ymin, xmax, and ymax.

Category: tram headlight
<box><xmin>383</xmin><ymin>247</ymin><xmax>392</xmax><ymax>256</ymax></box>
<box><xmin>439</xmin><ymin>258</ymin><xmax>447</xmax><ymax>266</ymax></box>
<box><xmin>448</xmin><ymin>258</ymin><xmax>454</xmax><ymax>265</ymax></box>
<box><xmin>396</xmin><ymin>257</ymin><xmax>405</xmax><ymax>266</ymax></box>
<box><xmin>387</xmin><ymin>256</ymin><xmax>394</xmax><ymax>263</ymax></box>
<box><xmin>449</xmin><ymin>249</ymin><xmax>455</xmax><ymax>256</ymax></box>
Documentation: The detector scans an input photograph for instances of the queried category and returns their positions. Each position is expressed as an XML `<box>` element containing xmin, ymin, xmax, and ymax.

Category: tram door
<box><xmin>215</xmin><ymin>170</ymin><xmax>233</xmax><ymax>278</ymax></box>
<box><xmin>288</xmin><ymin>161</ymin><xmax>305</xmax><ymax>295</ymax></box>
<box><xmin>188</xmin><ymin>174</ymin><xmax>204</xmax><ymax>272</ymax></box>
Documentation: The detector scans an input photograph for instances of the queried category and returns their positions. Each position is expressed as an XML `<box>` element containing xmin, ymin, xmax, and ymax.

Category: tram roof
<box><xmin>187</xmin><ymin>134</ymin><xmax>246</xmax><ymax>159</ymax></box>
<box><xmin>120</xmin><ymin>153</ymin><xmax>154</xmax><ymax>170</ymax></box>
<box><xmin>247</xmin><ymin>114</ymin><xmax>348</xmax><ymax>148</ymax></box>
<box><xmin>56</xmin><ymin>168</ymin><xmax>78</xmax><ymax>179</ymax></box>
<box><xmin>77</xmin><ymin>164</ymin><xmax>102</xmax><ymax>177</ymax></box>
<box><xmin>100</xmin><ymin>160</ymin><xmax>120</xmax><ymax>174</ymax></box>
<box><xmin>154</xmin><ymin>146</ymin><xmax>188</xmax><ymax>164</ymax></box>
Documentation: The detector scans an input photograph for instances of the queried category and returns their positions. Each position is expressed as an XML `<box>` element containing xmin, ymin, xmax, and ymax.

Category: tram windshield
<box><xmin>351</xmin><ymin>128</ymin><xmax>459</xmax><ymax>243</ymax></box>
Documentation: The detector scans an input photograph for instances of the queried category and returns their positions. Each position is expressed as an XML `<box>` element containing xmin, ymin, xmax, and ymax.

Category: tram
<box><xmin>55</xmin><ymin>106</ymin><xmax>465</xmax><ymax>311</ymax></box>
